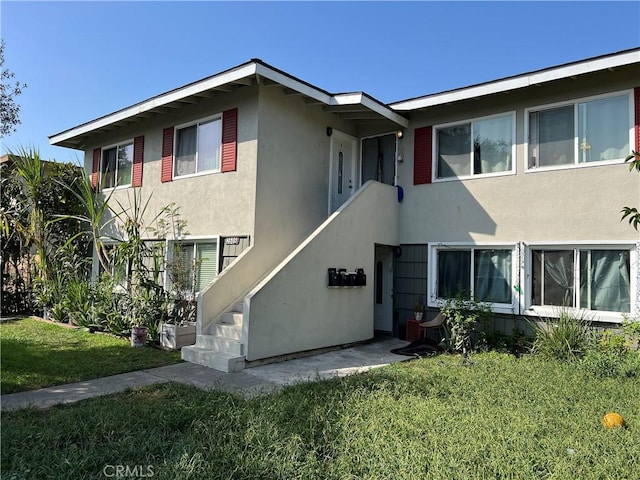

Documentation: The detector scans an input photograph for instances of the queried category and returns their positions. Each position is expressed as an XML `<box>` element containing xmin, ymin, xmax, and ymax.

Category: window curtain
<box><xmin>580</xmin><ymin>250</ymin><xmax>630</xmax><ymax>312</ymax></box>
<box><xmin>197</xmin><ymin>120</ymin><xmax>221</xmax><ymax>172</ymax></box>
<box><xmin>117</xmin><ymin>143</ymin><xmax>133</xmax><ymax>186</ymax></box>
<box><xmin>473</xmin><ymin>116</ymin><xmax>512</xmax><ymax>174</ymax></box>
<box><xmin>102</xmin><ymin>147</ymin><xmax>117</xmax><ymax>188</ymax></box>
<box><xmin>438</xmin><ymin>124</ymin><xmax>471</xmax><ymax>178</ymax></box>
<box><xmin>534</xmin><ymin>106</ymin><xmax>574</xmax><ymax>167</ymax></box>
<box><xmin>175</xmin><ymin>126</ymin><xmax>197</xmax><ymax>176</ymax></box>
<box><xmin>541</xmin><ymin>250</ymin><xmax>575</xmax><ymax>306</ymax></box>
<box><xmin>438</xmin><ymin>250</ymin><xmax>471</xmax><ymax>298</ymax></box>
<box><xmin>579</xmin><ymin>95</ymin><xmax>629</xmax><ymax>162</ymax></box>
<box><xmin>474</xmin><ymin>249</ymin><xmax>512</xmax><ymax>303</ymax></box>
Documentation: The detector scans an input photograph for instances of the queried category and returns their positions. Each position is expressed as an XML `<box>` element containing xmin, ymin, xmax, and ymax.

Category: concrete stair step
<box><xmin>232</xmin><ymin>302</ymin><xmax>244</xmax><ymax>313</ymax></box>
<box><xmin>196</xmin><ymin>334</ymin><xmax>243</xmax><ymax>355</ymax></box>
<box><xmin>220</xmin><ymin>311</ymin><xmax>243</xmax><ymax>325</ymax></box>
<box><xmin>207</xmin><ymin>323</ymin><xmax>241</xmax><ymax>340</ymax></box>
<box><xmin>181</xmin><ymin>346</ymin><xmax>245</xmax><ymax>373</ymax></box>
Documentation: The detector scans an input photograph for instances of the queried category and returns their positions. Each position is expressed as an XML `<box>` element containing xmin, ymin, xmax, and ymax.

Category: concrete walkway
<box><xmin>1</xmin><ymin>338</ymin><xmax>408</xmax><ymax>411</ymax></box>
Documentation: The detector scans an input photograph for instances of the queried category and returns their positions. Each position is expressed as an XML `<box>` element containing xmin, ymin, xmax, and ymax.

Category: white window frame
<box><xmin>166</xmin><ymin>236</ymin><xmax>220</xmax><ymax>294</ymax></box>
<box><xmin>173</xmin><ymin>115</ymin><xmax>222</xmax><ymax>179</ymax></box>
<box><xmin>523</xmin><ymin>241</ymin><xmax>639</xmax><ymax>322</ymax></box>
<box><xmin>432</xmin><ymin>111</ymin><xmax>516</xmax><ymax>182</ymax></box>
<box><xmin>427</xmin><ymin>242</ymin><xmax>520</xmax><ymax>314</ymax></box>
<box><xmin>524</xmin><ymin>90</ymin><xmax>633</xmax><ymax>173</ymax></box>
<box><xmin>101</xmin><ymin>139</ymin><xmax>133</xmax><ymax>190</ymax></box>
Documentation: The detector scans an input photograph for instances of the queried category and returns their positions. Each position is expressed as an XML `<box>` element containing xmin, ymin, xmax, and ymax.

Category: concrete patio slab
<box><xmin>243</xmin><ymin>337</ymin><xmax>409</xmax><ymax>386</ymax></box>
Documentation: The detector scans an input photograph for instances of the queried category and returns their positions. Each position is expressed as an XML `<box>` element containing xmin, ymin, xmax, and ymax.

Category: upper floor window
<box><xmin>527</xmin><ymin>91</ymin><xmax>631</xmax><ymax>170</ymax></box>
<box><xmin>101</xmin><ymin>141</ymin><xmax>133</xmax><ymax>189</ymax></box>
<box><xmin>436</xmin><ymin>113</ymin><xmax>514</xmax><ymax>180</ymax></box>
<box><xmin>174</xmin><ymin>117</ymin><xmax>222</xmax><ymax>178</ymax></box>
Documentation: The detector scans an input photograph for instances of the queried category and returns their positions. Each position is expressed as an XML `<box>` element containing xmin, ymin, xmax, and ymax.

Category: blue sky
<box><xmin>2</xmin><ymin>1</ymin><xmax>639</xmax><ymax>164</ymax></box>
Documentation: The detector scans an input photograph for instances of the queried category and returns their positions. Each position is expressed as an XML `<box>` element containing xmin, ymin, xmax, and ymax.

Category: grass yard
<box><xmin>2</xmin><ymin>352</ymin><xmax>638</xmax><ymax>479</ymax></box>
<box><xmin>0</xmin><ymin>317</ymin><xmax>182</xmax><ymax>394</ymax></box>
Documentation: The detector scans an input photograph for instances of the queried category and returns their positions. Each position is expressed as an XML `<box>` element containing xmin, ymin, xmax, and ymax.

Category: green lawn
<box><xmin>2</xmin><ymin>352</ymin><xmax>638</xmax><ymax>479</ymax></box>
<box><xmin>0</xmin><ymin>317</ymin><xmax>182</xmax><ymax>394</ymax></box>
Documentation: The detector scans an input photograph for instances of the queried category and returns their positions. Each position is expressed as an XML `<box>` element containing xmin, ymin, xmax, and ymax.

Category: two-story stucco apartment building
<box><xmin>50</xmin><ymin>48</ymin><xmax>640</xmax><ymax>372</ymax></box>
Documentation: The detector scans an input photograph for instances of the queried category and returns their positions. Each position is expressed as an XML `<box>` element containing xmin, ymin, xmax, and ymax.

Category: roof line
<box><xmin>50</xmin><ymin>59</ymin><xmax>405</xmax><ymax>146</ymax></box>
<box><xmin>49</xmin><ymin>60</ymin><xmax>259</xmax><ymax>143</ymax></box>
<box><xmin>390</xmin><ymin>47</ymin><xmax>640</xmax><ymax>111</ymax></box>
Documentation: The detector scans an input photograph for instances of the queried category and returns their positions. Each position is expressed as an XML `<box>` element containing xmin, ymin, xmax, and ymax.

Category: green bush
<box><xmin>529</xmin><ymin>309</ymin><xmax>593</xmax><ymax>360</ymax></box>
<box><xmin>440</xmin><ymin>292</ymin><xmax>492</xmax><ymax>359</ymax></box>
<box><xmin>61</xmin><ymin>278</ymin><xmax>93</xmax><ymax>328</ymax></box>
<box><xmin>479</xmin><ymin>327</ymin><xmax>532</xmax><ymax>356</ymax></box>
<box><xmin>581</xmin><ymin>329</ymin><xmax>640</xmax><ymax>377</ymax></box>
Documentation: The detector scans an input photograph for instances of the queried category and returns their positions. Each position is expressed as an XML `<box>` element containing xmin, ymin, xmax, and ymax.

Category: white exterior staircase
<box><xmin>181</xmin><ymin>302</ymin><xmax>245</xmax><ymax>372</ymax></box>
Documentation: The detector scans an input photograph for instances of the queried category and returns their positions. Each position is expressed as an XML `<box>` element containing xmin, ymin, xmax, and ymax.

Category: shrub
<box><xmin>62</xmin><ymin>278</ymin><xmax>93</xmax><ymax>328</ymax></box>
<box><xmin>479</xmin><ymin>327</ymin><xmax>532</xmax><ymax>356</ymax></box>
<box><xmin>622</xmin><ymin>313</ymin><xmax>640</xmax><ymax>351</ymax></box>
<box><xmin>581</xmin><ymin>328</ymin><xmax>640</xmax><ymax>377</ymax></box>
<box><xmin>529</xmin><ymin>309</ymin><xmax>593</xmax><ymax>360</ymax></box>
<box><xmin>440</xmin><ymin>292</ymin><xmax>492</xmax><ymax>359</ymax></box>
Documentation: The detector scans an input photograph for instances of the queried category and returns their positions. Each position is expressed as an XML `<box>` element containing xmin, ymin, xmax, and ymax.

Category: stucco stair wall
<box><xmin>244</xmin><ymin>181</ymin><xmax>400</xmax><ymax>361</ymax></box>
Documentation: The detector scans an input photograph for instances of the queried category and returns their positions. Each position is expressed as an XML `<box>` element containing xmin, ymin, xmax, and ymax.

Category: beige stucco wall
<box><xmin>397</xmin><ymin>68</ymin><xmax>640</xmax><ymax>244</ymax></box>
<box><xmin>198</xmin><ymin>84</ymin><xmax>361</xmax><ymax>329</ymax></box>
<box><xmin>82</xmin><ymin>86</ymin><xmax>259</xmax><ymax>240</ymax></box>
<box><xmin>253</xmin><ymin>85</ymin><xmax>357</xmax><ymax>258</ymax></box>
<box><xmin>244</xmin><ymin>181</ymin><xmax>399</xmax><ymax>361</ymax></box>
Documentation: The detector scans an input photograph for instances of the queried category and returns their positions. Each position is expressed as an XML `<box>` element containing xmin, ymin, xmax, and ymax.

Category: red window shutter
<box><xmin>161</xmin><ymin>127</ymin><xmax>174</xmax><ymax>183</ymax></box>
<box><xmin>635</xmin><ymin>87</ymin><xmax>640</xmax><ymax>151</ymax></box>
<box><xmin>91</xmin><ymin>148</ymin><xmax>101</xmax><ymax>189</ymax></box>
<box><xmin>132</xmin><ymin>135</ymin><xmax>144</xmax><ymax>187</ymax></box>
<box><xmin>221</xmin><ymin>108</ymin><xmax>238</xmax><ymax>172</ymax></box>
<box><xmin>414</xmin><ymin>126</ymin><xmax>433</xmax><ymax>185</ymax></box>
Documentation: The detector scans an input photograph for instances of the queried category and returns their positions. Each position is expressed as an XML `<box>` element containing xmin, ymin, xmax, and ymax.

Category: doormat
<box><xmin>391</xmin><ymin>337</ymin><xmax>442</xmax><ymax>357</ymax></box>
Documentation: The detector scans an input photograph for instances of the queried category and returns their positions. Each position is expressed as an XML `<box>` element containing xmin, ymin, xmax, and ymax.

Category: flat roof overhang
<box><xmin>49</xmin><ymin>60</ymin><xmax>408</xmax><ymax>150</ymax></box>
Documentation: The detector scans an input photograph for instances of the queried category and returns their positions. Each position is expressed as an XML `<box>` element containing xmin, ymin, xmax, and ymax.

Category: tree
<box><xmin>0</xmin><ymin>149</ymin><xmax>88</xmax><ymax>314</ymax></box>
<box><xmin>621</xmin><ymin>151</ymin><xmax>640</xmax><ymax>230</ymax></box>
<box><xmin>0</xmin><ymin>40</ymin><xmax>27</xmax><ymax>137</ymax></box>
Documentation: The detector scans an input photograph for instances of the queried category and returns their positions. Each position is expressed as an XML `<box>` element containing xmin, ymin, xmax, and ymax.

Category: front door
<box><xmin>330</xmin><ymin>131</ymin><xmax>357</xmax><ymax>213</ymax></box>
<box><xmin>374</xmin><ymin>246</ymin><xmax>393</xmax><ymax>333</ymax></box>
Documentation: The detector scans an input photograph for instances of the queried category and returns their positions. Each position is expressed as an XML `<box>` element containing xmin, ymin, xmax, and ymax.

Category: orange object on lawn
<box><xmin>602</xmin><ymin>412</ymin><xmax>626</xmax><ymax>429</ymax></box>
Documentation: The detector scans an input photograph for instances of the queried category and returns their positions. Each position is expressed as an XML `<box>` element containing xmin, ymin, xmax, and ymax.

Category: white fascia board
<box><xmin>358</xmin><ymin>95</ymin><xmax>409</xmax><ymax>128</ymax></box>
<box><xmin>255</xmin><ymin>66</ymin><xmax>408</xmax><ymax>127</ymax></box>
<box><xmin>255</xmin><ymin>63</ymin><xmax>333</xmax><ymax>105</ymax></box>
<box><xmin>332</xmin><ymin>93</ymin><xmax>409</xmax><ymax>128</ymax></box>
<box><xmin>50</xmin><ymin>63</ymin><xmax>259</xmax><ymax>146</ymax></box>
<box><xmin>391</xmin><ymin>50</ymin><xmax>640</xmax><ymax>111</ymax></box>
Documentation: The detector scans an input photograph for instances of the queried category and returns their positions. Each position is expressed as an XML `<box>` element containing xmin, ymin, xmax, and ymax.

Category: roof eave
<box><xmin>50</xmin><ymin>60</ymin><xmax>408</xmax><ymax>149</ymax></box>
<box><xmin>390</xmin><ymin>49</ymin><xmax>640</xmax><ymax>111</ymax></box>
<box><xmin>49</xmin><ymin>62</ymin><xmax>260</xmax><ymax>148</ymax></box>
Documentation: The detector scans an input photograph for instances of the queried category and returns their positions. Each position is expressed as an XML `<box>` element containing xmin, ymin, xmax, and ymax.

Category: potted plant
<box><xmin>159</xmin><ymin>242</ymin><xmax>197</xmax><ymax>350</ymax></box>
<box><xmin>130</xmin><ymin>309</ymin><xmax>148</xmax><ymax>347</ymax></box>
<box><xmin>414</xmin><ymin>296</ymin><xmax>425</xmax><ymax>321</ymax></box>
<box><xmin>160</xmin><ymin>296</ymin><xmax>197</xmax><ymax>350</ymax></box>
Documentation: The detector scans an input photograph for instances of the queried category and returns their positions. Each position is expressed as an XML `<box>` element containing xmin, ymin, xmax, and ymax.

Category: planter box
<box><xmin>160</xmin><ymin>322</ymin><xmax>196</xmax><ymax>350</ymax></box>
